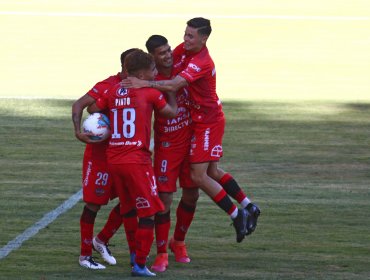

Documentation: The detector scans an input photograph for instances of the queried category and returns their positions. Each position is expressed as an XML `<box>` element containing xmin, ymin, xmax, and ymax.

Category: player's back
<box><xmin>105</xmin><ymin>85</ymin><xmax>165</xmax><ymax>164</ymax></box>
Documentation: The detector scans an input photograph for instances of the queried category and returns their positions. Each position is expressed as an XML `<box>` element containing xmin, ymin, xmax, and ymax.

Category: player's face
<box><xmin>153</xmin><ymin>44</ymin><xmax>173</xmax><ymax>69</ymax></box>
<box><xmin>184</xmin><ymin>26</ymin><xmax>207</xmax><ymax>53</ymax></box>
<box><xmin>141</xmin><ymin>62</ymin><xmax>158</xmax><ymax>81</ymax></box>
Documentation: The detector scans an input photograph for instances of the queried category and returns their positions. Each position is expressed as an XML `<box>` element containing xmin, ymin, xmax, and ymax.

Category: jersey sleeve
<box><xmin>95</xmin><ymin>95</ymin><xmax>108</xmax><ymax>110</ymax></box>
<box><xmin>178</xmin><ymin>55</ymin><xmax>212</xmax><ymax>84</ymax></box>
<box><xmin>149</xmin><ymin>89</ymin><xmax>167</xmax><ymax>111</ymax></box>
<box><xmin>87</xmin><ymin>80</ymin><xmax>112</xmax><ymax>100</ymax></box>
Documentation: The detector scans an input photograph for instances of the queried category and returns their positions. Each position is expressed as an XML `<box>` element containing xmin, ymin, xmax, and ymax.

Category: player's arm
<box><xmin>87</xmin><ymin>102</ymin><xmax>101</xmax><ymax>114</ymax></box>
<box><xmin>122</xmin><ymin>75</ymin><xmax>188</xmax><ymax>92</ymax></box>
<box><xmin>71</xmin><ymin>94</ymin><xmax>99</xmax><ymax>144</ymax></box>
<box><xmin>158</xmin><ymin>92</ymin><xmax>178</xmax><ymax>118</ymax></box>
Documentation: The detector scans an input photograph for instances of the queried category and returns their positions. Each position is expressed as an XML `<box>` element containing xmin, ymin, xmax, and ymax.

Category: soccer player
<box><xmin>89</xmin><ymin>50</ymin><xmax>178</xmax><ymax>277</ymax></box>
<box><xmin>145</xmin><ymin>35</ymin><xmax>199</xmax><ymax>272</ymax></box>
<box><xmin>72</xmin><ymin>48</ymin><xmax>139</xmax><ymax>269</ymax></box>
<box><xmin>122</xmin><ymin>18</ymin><xmax>261</xmax><ymax>243</ymax></box>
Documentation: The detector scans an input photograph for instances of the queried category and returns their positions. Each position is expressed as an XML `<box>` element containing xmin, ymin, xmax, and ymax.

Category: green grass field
<box><xmin>0</xmin><ymin>99</ymin><xmax>369</xmax><ymax>279</ymax></box>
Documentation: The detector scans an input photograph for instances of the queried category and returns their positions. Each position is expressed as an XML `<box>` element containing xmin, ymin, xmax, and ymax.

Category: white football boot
<box><xmin>79</xmin><ymin>256</ymin><xmax>106</xmax><ymax>270</ymax></box>
<box><xmin>93</xmin><ymin>237</ymin><xmax>117</xmax><ymax>265</ymax></box>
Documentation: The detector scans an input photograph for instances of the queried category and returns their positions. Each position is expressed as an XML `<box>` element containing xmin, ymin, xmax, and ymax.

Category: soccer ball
<box><xmin>82</xmin><ymin>112</ymin><xmax>110</xmax><ymax>140</ymax></box>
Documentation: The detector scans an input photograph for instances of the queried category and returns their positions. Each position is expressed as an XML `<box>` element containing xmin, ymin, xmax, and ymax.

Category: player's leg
<box><xmin>122</xmin><ymin>208</ymin><xmax>138</xmax><ymax>266</ymax></box>
<box><xmin>79</xmin><ymin>202</ymin><xmax>105</xmax><ymax>269</ymax></box>
<box><xmin>207</xmin><ymin>163</ymin><xmax>261</xmax><ymax>235</ymax></box>
<box><xmin>93</xmin><ymin>203</ymin><xmax>121</xmax><ymax>265</ymax></box>
<box><xmin>151</xmin><ymin>192</ymin><xmax>172</xmax><ymax>272</ymax></box>
<box><xmin>79</xmin><ymin>157</ymin><xmax>111</xmax><ymax>269</ymax></box>
<box><xmin>170</xmin><ymin>187</ymin><xmax>199</xmax><ymax>263</ymax></box>
<box><xmin>190</xmin><ymin>162</ymin><xmax>248</xmax><ymax>243</ymax></box>
<box><xmin>119</xmin><ymin>163</ymin><xmax>163</xmax><ymax>277</ymax></box>
<box><xmin>151</xmin><ymin>148</ymin><xmax>180</xmax><ymax>272</ymax></box>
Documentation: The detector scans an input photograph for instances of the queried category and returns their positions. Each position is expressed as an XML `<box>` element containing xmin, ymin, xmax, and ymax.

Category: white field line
<box><xmin>0</xmin><ymin>11</ymin><xmax>369</xmax><ymax>21</ymax></box>
<box><xmin>0</xmin><ymin>189</ymin><xmax>82</xmax><ymax>259</ymax></box>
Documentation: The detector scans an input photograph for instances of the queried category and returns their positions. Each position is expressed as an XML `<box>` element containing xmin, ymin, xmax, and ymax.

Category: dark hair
<box><xmin>120</xmin><ymin>48</ymin><xmax>140</xmax><ymax>65</ymax></box>
<box><xmin>145</xmin><ymin>35</ymin><xmax>168</xmax><ymax>54</ymax></box>
<box><xmin>187</xmin><ymin>17</ymin><xmax>212</xmax><ymax>36</ymax></box>
<box><xmin>124</xmin><ymin>50</ymin><xmax>154</xmax><ymax>75</ymax></box>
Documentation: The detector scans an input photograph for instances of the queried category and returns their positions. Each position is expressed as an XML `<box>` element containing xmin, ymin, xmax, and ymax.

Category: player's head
<box><xmin>146</xmin><ymin>35</ymin><xmax>173</xmax><ymax>71</ymax></box>
<box><xmin>184</xmin><ymin>17</ymin><xmax>212</xmax><ymax>53</ymax></box>
<box><xmin>124</xmin><ymin>50</ymin><xmax>157</xmax><ymax>81</ymax></box>
<box><xmin>120</xmin><ymin>48</ymin><xmax>140</xmax><ymax>68</ymax></box>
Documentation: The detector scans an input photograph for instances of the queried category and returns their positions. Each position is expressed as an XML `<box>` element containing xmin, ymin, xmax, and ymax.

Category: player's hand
<box><xmin>121</xmin><ymin>77</ymin><xmax>147</xmax><ymax>88</ymax></box>
<box><xmin>75</xmin><ymin>131</ymin><xmax>103</xmax><ymax>144</ymax></box>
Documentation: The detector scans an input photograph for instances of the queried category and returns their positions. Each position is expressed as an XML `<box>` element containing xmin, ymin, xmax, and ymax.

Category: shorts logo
<box><xmin>158</xmin><ymin>176</ymin><xmax>168</xmax><ymax>183</ymax></box>
<box><xmin>95</xmin><ymin>187</ymin><xmax>105</xmax><ymax>196</ymax></box>
<box><xmin>211</xmin><ymin>145</ymin><xmax>223</xmax><ymax>157</ymax></box>
<box><xmin>83</xmin><ymin>161</ymin><xmax>92</xmax><ymax>186</ymax></box>
<box><xmin>146</xmin><ymin>172</ymin><xmax>158</xmax><ymax>196</ymax></box>
<box><xmin>136</xmin><ymin>197</ymin><xmax>150</xmax><ymax>209</ymax></box>
<box><xmin>203</xmin><ymin>128</ymin><xmax>210</xmax><ymax>151</ymax></box>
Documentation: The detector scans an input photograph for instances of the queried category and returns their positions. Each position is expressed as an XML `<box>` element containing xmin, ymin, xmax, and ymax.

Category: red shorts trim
<box><xmin>189</xmin><ymin>119</ymin><xmax>225</xmax><ymax>163</ymax></box>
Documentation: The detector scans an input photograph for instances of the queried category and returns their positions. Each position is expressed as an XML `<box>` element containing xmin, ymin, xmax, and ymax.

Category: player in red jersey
<box><xmin>89</xmin><ymin>50</ymin><xmax>178</xmax><ymax>277</ymax></box>
<box><xmin>72</xmin><ymin>48</ymin><xmax>139</xmax><ymax>269</ymax></box>
<box><xmin>144</xmin><ymin>35</ymin><xmax>199</xmax><ymax>272</ymax></box>
<box><xmin>122</xmin><ymin>18</ymin><xmax>261</xmax><ymax>244</ymax></box>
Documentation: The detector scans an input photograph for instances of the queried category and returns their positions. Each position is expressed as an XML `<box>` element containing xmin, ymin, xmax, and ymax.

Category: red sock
<box><xmin>154</xmin><ymin>211</ymin><xmax>171</xmax><ymax>254</ymax></box>
<box><xmin>96</xmin><ymin>203</ymin><xmax>122</xmax><ymax>244</ymax></box>
<box><xmin>135</xmin><ymin>218</ymin><xmax>154</xmax><ymax>267</ymax></box>
<box><xmin>173</xmin><ymin>200</ymin><xmax>196</xmax><ymax>242</ymax></box>
<box><xmin>80</xmin><ymin>206</ymin><xmax>97</xmax><ymax>256</ymax></box>
<box><xmin>123</xmin><ymin>208</ymin><xmax>138</xmax><ymax>254</ymax></box>
<box><xmin>213</xmin><ymin>189</ymin><xmax>237</xmax><ymax>216</ymax></box>
<box><xmin>219</xmin><ymin>173</ymin><xmax>247</xmax><ymax>204</ymax></box>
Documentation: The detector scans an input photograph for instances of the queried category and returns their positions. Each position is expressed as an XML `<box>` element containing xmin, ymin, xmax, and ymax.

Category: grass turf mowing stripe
<box><xmin>0</xmin><ymin>190</ymin><xmax>82</xmax><ymax>260</ymax></box>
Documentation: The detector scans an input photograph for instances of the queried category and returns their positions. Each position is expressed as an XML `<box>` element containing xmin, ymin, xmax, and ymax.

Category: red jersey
<box><xmin>172</xmin><ymin>43</ymin><xmax>224</xmax><ymax>124</ymax></box>
<box><xmin>153</xmin><ymin>71</ymin><xmax>192</xmax><ymax>148</ymax></box>
<box><xmin>84</xmin><ymin>73</ymin><xmax>121</xmax><ymax>161</ymax></box>
<box><xmin>96</xmin><ymin>84</ymin><xmax>167</xmax><ymax>165</ymax></box>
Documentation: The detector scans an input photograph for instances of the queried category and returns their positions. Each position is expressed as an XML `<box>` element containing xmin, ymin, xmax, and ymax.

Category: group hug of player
<box><xmin>72</xmin><ymin>17</ymin><xmax>260</xmax><ymax>277</ymax></box>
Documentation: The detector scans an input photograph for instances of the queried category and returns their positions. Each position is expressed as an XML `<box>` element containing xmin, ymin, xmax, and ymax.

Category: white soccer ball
<box><xmin>82</xmin><ymin>112</ymin><xmax>110</xmax><ymax>140</ymax></box>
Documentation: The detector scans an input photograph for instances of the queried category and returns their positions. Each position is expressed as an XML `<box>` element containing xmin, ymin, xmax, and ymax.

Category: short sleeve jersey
<box><xmin>96</xmin><ymin>84</ymin><xmax>167</xmax><ymax>165</ymax></box>
<box><xmin>84</xmin><ymin>73</ymin><xmax>121</xmax><ymax>161</ymax></box>
<box><xmin>172</xmin><ymin>43</ymin><xmax>224</xmax><ymax>124</ymax></box>
<box><xmin>153</xmin><ymin>71</ymin><xmax>192</xmax><ymax>147</ymax></box>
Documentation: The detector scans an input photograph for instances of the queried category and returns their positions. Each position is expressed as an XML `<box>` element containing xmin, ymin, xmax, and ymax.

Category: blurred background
<box><xmin>1</xmin><ymin>0</ymin><xmax>370</xmax><ymax>101</ymax></box>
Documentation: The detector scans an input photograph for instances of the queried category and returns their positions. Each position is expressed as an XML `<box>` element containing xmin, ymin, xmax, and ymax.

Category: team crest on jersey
<box><xmin>116</xmin><ymin>87</ymin><xmax>128</xmax><ymax>96</ymax></box>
